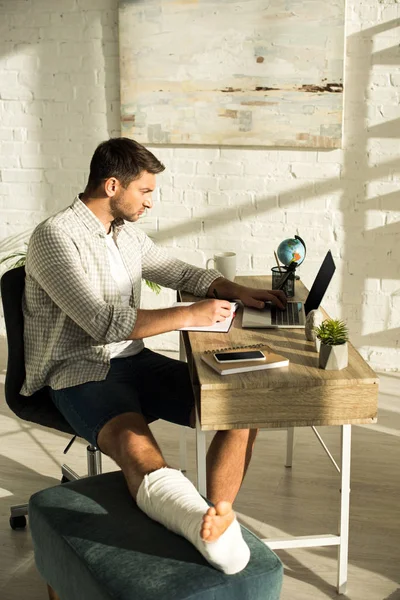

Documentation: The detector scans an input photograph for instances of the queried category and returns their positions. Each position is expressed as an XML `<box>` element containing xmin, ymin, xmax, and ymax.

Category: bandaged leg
<box><xmin>136</xmin><ymin>467</ymin><xmax>250</xmax><ymax>575</ymax></box>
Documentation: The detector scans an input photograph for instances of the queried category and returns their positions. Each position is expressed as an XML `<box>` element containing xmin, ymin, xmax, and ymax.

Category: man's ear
<box><xmin>104</xmin><ymin>177</ymin><xmax>119</xmax><ymax>197</ymax></box>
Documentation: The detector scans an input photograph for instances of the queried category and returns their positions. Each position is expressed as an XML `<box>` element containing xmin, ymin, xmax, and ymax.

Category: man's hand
<box><xmin>185</xmin><ymin>299</ymin><xmax>232</xmax><ymax>327</ymax></box>
<box><xmin>238</xmin><ymin>287</ymin><xmax>287</xmax><ymax>310</ymax></box>
<box><xmin>206</xmin><ymin>278</ymin><xmax>287</xmax><ymax>311</ymax></box>
<box><xmin>130</xmin><ymin>300</ymin><xmax>232</xmax><ymax>339</ymax></box>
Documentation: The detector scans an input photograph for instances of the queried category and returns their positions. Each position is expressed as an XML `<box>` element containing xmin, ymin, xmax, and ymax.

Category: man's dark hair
<box><xmin>85</xmin><ymin>137</ymin><xmax>165</xmax><ymax>192</ymax></box>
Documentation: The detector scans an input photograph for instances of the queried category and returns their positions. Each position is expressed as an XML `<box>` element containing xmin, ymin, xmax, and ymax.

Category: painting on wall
<box><xmin>119</xmin><ymin>0</ymin><xmax>345</xmax><ymax>148</ymax></box>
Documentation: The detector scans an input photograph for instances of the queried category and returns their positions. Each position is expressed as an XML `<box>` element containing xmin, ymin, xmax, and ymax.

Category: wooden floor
<box><xmin>0</xmin><ymin>341</ymin><xmax>399</xmax><ymax>600</ymax></box>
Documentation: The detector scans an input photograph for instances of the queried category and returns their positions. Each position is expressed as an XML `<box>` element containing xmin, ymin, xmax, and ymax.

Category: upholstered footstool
<box><xmin>29</xmin><ymin>471</ymin><xmax>283</xmax><ymax>600</ymax></box>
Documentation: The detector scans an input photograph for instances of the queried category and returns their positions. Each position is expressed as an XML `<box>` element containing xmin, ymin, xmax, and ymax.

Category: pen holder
<box><xmin>271</xmin><ymin>266</ymin><xmax>295</xmax><ymax>297</ymax></box>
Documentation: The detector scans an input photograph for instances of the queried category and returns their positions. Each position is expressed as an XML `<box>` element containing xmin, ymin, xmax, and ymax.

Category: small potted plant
<box><xmin>314</xmin><ymin>318</ymin><xmax>349</xmax><ymax>370</ymax></box>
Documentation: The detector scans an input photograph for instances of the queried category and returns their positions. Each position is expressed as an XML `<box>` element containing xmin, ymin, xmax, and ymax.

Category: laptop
<box><xmin>242</xmin><ymin>251</ymin><xmax>336</xmax><ymax>329</ymax></box>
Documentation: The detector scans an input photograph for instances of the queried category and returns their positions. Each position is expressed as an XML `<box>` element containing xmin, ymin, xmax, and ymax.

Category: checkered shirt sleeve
<box><xmin>138</xmin><ymin>229</ymin><xmax>222</xmax><ymax>296</ymax></box>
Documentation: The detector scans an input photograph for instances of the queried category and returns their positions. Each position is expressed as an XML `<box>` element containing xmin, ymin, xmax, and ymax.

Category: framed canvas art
<box><xmin>119</xmin><ymin>0</ymin><xmax>345</xmax><ymax>148</ymax></box>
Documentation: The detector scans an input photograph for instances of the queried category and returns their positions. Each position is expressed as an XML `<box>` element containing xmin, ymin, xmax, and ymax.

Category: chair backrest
<box><xmin>0</xmin><ymin>266</ymin><xmax>75</xmax><ymax>434</ymax></box>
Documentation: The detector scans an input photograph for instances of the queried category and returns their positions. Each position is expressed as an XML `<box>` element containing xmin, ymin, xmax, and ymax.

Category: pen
<box><xmin>275</xmin><ymin>270</ymin><xmax>291</xmax><ymax>290</ymax></box>
<box><xmin>274</xmin><ymin>251</ymin><xmax>283</xmax><ymax>274</ymax></box>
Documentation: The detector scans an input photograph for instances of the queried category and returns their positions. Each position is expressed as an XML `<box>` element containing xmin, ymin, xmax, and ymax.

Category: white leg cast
<box><xmin>285</xmin><ymin>427</ymin><xmax>294</xmax><ymax>467</ymax></box>
<box><xmin>137</xmin><ymin>468</ymin><xmax>250</xmax><ymax>575</ymax></box>
<box><xmin>337</xmin><ymin>424</ymin><xmax>351</xmax><ymax>594</ymax></box>
<box><xmin>195</xmin><ymin>401</ymin><xmax>207</xmax><ymax>497</ymax></box>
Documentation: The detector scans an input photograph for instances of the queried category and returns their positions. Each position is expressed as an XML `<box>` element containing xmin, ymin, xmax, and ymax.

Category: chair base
<box><xmin>61</xmin><ymin>463</ymin><xmax>80</xmax><ymax>482</ymax></box>
<box><xmin>9</xmin><ymin>445</ymin><xmax>102</xmax><ymax>528</ymax></box>
<box><xmin>10</xmin><ymin>503</ymin><xmax>29</xmax><ymax>518</ymax></box>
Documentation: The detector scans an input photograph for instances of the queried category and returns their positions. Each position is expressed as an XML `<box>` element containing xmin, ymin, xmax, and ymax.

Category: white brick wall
<box><xmin>0</xmin><ymin>0</ymin><xmax>399</xmax><ymax>371</ymax></box>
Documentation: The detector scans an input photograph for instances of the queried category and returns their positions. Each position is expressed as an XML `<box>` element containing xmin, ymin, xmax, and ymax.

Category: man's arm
<box><xmin>138</xmin><ymin>231</ymin><xmax>286</xmax><ymax>311</ymax></box>
<box><xmin>128</xmin><ymin>299</ymin><xmax>232</xmax><ymax>340</ymax></box>
<box><xmin>139</xmin><ymin>232</ymin><xmax>221</xmax><ymax>298</ymax></box>
<box><xmin>129</xmin><ymin>275</ymin><xmax>287</xmax><ymax>341</ymax></box>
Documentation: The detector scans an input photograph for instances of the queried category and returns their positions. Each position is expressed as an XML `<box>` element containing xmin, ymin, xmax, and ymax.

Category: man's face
<box><xmin>110</xmin><ymin>171</ymin><xmax>155</xmax><ymax>222</ymax></box>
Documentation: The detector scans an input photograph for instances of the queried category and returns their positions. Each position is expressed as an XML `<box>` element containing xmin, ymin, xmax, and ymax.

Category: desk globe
<box><xmin>277</xmin><ymin>236</ymin><xmax>306</xmax><ymax>267</ymax></box>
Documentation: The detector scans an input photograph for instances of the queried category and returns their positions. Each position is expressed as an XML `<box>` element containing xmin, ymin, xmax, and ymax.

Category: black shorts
<box><xmin>50</xmin><ymin>348</ymin><xmax>195</xmax><ymax>448</ymax></box>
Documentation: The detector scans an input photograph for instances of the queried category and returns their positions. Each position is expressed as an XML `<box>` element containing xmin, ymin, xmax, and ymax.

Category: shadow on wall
<box><xmin>151</xmin><ymin>19</ymin><xmax>400</xmax><ymax>362</ymax></box>
<box><xmin>341</xmin><ymin>19</ymin><xmax>400</xmax><ymax>361</ymax></box>
<box><xmin>0</xmin><ymin>4</ymin><xmax>399</xmax><ymax>365</ymax></box>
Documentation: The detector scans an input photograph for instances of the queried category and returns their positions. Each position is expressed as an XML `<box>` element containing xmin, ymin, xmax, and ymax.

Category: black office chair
<box><xmin>0</xmin><ymin>266</ymin><xmax>102</xmax><ymax>530</ymax></box>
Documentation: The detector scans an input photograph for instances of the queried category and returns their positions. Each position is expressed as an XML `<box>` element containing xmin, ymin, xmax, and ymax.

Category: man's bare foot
<box><xmin>200</xmin><ymin>500</ymin><xmax>235</xmax><ymax>543</ymax></box>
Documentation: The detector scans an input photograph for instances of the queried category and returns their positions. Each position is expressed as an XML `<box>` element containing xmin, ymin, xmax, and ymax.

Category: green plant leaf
<box><xmin>144</xmin><ymin>279</ymin><xmax>161</xmax><ymax>294</ymax></box>
<box><xmin>0</xmin><ymin>250</ymin><xmax>27</xmax><ymax>269</ymax></box>
<box><xmin>12</xmin><ymin>256</ymin><xmax>27</xmax><ymax>268</ymax></box>
<box><xmin>314</xmin><ymin>319</ymin><xmax>348</xmax><ymax>345</ymax></box>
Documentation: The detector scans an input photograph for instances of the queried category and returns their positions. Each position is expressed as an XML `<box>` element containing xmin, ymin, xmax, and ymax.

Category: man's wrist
<box><xmin>176</xmin><ymin>305</ymin><xmax>192</xmax><ymax>328</ymax></box>
<box><xmin>207</xmin><ymin>278</ymin><xmax>245</xmax><ymax>300</ymax></box>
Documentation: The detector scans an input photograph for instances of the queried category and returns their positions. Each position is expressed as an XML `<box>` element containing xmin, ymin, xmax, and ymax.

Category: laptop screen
<box><xmin>304</xmin><ymin>251</ymin><xmax>336</xmax><ymax>316</ymax></box>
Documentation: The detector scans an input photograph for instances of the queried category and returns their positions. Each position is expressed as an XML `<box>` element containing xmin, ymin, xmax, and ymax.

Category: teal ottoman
<box><xmin>29</xmin><ymin>471</ymin><xmax>283</xmax><ymax>600</ymax></box>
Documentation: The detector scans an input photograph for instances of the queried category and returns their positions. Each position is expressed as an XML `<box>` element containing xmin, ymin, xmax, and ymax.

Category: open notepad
<box><xmin>173</xmin><ymin>302</ymin><xmax>239</xmax><ymax>333</ymax></box>
<box><xmin>200</xmin><ymin>344</ymin><xmax>289</xmax><ymax>375</ymax></box>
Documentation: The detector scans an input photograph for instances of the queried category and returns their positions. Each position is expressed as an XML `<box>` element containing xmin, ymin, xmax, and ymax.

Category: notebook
<box><xmin>173</xmin><ymin>301</ymin><xmax>239</xmax><ymax>332</ymax></box>
<box><xmin>242</xmin><ymin>251</ymin><xmax>336</xmax><ymax>329</ymax></box>
<box><xmin>200</xmin><ymin>344</ymin><xmax>289</xmax><ymax>375</ymax></box>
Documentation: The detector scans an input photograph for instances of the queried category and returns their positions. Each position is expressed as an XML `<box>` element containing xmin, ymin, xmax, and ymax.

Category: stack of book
<box><xmin>200</xmin><ymin>344</ymin><xmax>289</xmax><ymax>376</ymax></box>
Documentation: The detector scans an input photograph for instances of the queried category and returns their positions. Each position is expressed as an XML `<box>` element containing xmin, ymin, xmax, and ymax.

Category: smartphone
<box><xmin>214</xmin><ymin>350</ymin><xmax>265</xmax><ymax>363</ymax></box>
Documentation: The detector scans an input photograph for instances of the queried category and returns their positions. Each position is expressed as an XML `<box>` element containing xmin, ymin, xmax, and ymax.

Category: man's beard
<box><xmin>110</xmin><ymin>191</ymin><xmax>135</xmax><ymax>222</ymax></box>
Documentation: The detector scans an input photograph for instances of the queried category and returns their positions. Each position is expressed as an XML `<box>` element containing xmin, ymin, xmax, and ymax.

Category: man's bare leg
<box><xmin>187</xmin><ymin>406</ymin><xmax>258</xmax><ymax>505</ymax></box>
<box><xmin>97</xmin><ymin>412</ymin><xmax>235</xmax><ymax>540</ymax></box>
<box><xmin>206</xmin><ymin>428</ymin><xmax>258</xmax><ymax>505</ymax></box>
<box><xmin>97</xmin><ymin>411</ymin><xmax>167</xmax><ymax>496</ymax></box>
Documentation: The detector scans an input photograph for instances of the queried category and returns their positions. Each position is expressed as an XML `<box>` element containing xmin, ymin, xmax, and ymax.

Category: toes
<box><xmin>201</xmin><ymin>502</ymin><xmax>234</xmax><ymax>543</ymax></box>
<box><xmin>201</xmin><ymin>520</ymin><xmax>212</xmax><ymax>533</ymax></box>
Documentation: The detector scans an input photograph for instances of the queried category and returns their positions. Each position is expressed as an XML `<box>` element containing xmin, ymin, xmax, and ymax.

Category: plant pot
<box><xmin>318</xmin><ymin>342</ymin><xmax>348</xmax><ymax>370</ymax></box>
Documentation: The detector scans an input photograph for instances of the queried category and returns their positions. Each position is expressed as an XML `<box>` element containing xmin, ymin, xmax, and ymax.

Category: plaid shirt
<box><xmin>21</xmin><ymin>196</ymin><xmax>221</xmax><ymax>395</ymax></box>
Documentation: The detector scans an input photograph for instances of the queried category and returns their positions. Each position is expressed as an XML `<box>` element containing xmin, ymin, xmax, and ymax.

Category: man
<box><xmin>22</xmin><ymin>137</ymin><xmax>286</xmax><ymax>574</ymax></box>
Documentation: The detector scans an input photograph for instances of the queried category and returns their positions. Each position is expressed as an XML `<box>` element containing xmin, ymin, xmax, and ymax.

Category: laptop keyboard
<box><xmin>271</xmin><ymin>302</ymin><xmax>301</xmax><ymax>326</ymax></box>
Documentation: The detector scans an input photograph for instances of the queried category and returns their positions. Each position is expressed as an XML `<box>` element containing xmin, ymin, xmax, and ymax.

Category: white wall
<box><xmin>0</xmin><ymin>0</ymin><xmax>399</xmax><ymax>370</ymax></box>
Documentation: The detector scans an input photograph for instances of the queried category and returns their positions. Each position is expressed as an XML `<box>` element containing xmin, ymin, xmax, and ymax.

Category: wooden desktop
<box><xmin>179</xmin><ymin>275</ymin><xmax>379</xmax><ymax>594</ymax></box>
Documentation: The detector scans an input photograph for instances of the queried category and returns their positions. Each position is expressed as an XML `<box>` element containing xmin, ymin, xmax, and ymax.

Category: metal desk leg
<box><xmin>179</xmin><ymin>429</ymin><xmax>187</xmax><ymax>474</ymax></box>
<box><xmin>195</xmin><ymin>402</ymin><xmax>207</xmax><ymax>497</ymax></box>
<box><xmin>285</xmin><ymin>427</ymin><xmax>294</xmax><ymax>467</ymax></box>
<box><xmin>337</xmin><ymin>424</ymin><xmax>351</xmax><ymax>594</ymax></box>
<box><xmin>179</xmin><ymin>332</ymin><xmax>187</xmax><ymax>473</ymax></box>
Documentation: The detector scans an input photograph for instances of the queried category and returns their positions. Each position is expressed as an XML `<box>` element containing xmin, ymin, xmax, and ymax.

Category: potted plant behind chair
<box><xmin>314</xmin><ymin>318</ymin><xmax>349</xmax><ymax>370</ymax></box>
